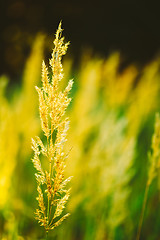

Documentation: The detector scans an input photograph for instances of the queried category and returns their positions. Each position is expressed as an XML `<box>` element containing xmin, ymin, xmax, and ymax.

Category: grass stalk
<box><xmin>136</xmin><ymin>183</ymin><xmax>149</xmax><ymax>240</ymax></box>
<box><xmin>46</xmin><ymin>230</ymin><xmax>49</xmax><ymax>240</ymax></box>
<box><xmin>32</xmin><ymin>22</ymin><xmax>73</xmax><ymax>234</ymax></box>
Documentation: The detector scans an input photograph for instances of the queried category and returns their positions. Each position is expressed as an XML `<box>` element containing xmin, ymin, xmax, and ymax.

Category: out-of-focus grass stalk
<box><xmin>0</xmin><ymin>76</ymin><xmax>19</xmax><ymax>208</ymax></box>
<box><xmin>14</xmin><ymin>34</ymin><xmax>45</xmax><ymax>157</ymax></box>
<box><xmin>127</xmin><ymin>61</ymin><xmax>160</xmax><ymax>137</ymax></box>
<box><xmin>136</xmin><ymin>113</ymin><xmax>160</xmax><ymax>240</ymax></box>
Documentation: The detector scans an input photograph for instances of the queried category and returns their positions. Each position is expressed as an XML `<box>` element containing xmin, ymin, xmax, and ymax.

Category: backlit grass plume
<box><xmin>32</xmin><ymin>22</ymin><xmax>73</xmax><ymax>234</ymax></box>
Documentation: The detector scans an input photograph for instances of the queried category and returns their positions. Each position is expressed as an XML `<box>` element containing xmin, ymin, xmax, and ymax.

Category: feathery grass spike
<box><xmin>32</xmin><ymin>22</ymin><xmax>73</xmax><ymax>234</ymax></box>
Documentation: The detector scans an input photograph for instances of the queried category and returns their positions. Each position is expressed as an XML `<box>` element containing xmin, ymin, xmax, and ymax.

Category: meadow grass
<box><xmin>0</xmin><ymin>24</ymin><xmax>160</xmax><ymax>240</ymax></box>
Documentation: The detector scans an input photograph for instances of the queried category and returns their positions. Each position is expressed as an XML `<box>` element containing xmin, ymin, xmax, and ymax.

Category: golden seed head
<box><xmin>32</xmin><ymin>22</ymin><xmax>73</xmax><ymax>231</ymax></box>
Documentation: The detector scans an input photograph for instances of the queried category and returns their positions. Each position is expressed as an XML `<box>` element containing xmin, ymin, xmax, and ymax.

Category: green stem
<box><xmin>46</xmin><ymin>134</ymin><xmax>51</xmax><ymax>223</ymax></box>
<box><xmin>46</xmin><ymin>231</ymin><xmax>49</xmax><ymax>240</ymax></box>
<box><xmin>136</xmin><ymin>183</ymin><xmax>149</xmax><ymax>240</ymax></box>
<box><xmin>47</xmin><ymin>197</ymin><xmax>50</xmax><ymax>223</ymax></box>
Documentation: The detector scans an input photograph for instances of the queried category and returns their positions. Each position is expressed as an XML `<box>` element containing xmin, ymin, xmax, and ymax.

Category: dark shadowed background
<box><xmin>1</xmin><ymin>0</ymin><xmax>160</xmax><ymax>81</ymax></box>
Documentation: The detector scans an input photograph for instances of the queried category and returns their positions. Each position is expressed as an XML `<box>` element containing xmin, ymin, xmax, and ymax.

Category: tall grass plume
<box><xmin>31</xmin><ymin>22</ymin><xmax>73</xmax><ymax>236</ymax></box>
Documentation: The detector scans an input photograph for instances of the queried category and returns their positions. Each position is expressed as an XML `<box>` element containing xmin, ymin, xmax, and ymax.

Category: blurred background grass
<box><xmin>1</xmin><ymin>1</ymin><xmax>160</xmax><ymax>240</ymax></box>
